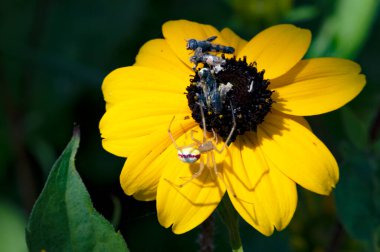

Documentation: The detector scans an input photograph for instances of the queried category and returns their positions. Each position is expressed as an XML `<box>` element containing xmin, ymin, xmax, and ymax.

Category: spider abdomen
<box><xmin>178</xmin><ymin>147</ymin><xmax>201</xmax><ymax>163</ymax></box>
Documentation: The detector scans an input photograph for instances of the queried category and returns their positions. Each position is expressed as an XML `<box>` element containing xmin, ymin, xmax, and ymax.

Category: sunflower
<box><xmin>99</xmin><ymin>20</ymin><xmax>365</xmax><ymax>235</ymax></box>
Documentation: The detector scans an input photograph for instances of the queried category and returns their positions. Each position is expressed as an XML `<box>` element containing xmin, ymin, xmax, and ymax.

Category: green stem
<box><xmin>229</xmin><ymin>226</ymin><xmax>243</xmax><ymax>252</ymax></box>
<box><xmin>217</xmin><ymin>195</ymin><xmax>244</xmax><ymax>252</ymax></box>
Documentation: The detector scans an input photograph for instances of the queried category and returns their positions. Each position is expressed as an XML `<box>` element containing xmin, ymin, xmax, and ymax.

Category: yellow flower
<box><xmin>99</xmin><ymin>20</ymin><xmax>365</xmax><ymax>235</ymax></box>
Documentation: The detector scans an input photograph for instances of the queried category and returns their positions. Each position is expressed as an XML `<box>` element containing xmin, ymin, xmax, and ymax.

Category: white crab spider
<box><xmin>167</xmin><ymin>102</ymin><xmax>236</xmax><ymax>188</ymax></box>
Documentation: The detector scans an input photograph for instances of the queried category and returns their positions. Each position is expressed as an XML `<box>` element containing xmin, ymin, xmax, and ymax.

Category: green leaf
<box><xmin>335</xmin><ymin>150</ymin><xmax>380</xmax><ymax>243</ymax></box>
<box><xmin>333</xmin><ymin>0</ymin><xmax>379</xmax><ymax>58</ymax></box>
<box><xmin>0</xmin><ymin>201</ymin><xmax>28</xmax><ymax>252</ymax></box>
<box><xmin>340</xmin><ymin>107</ymin><xmax>369</xmax><ymax>150</ymax></box>
<box><xmin>372</xmin><ymin>138</ymin><xmax>380</xmax><ymax>159</ymax></box>
<box><xmin>308</xmin><ymin>0</ymin><xmax>379</xmax><ymax>58</ymax></box>
<box><xmin>374</xmin><ymin>225</ymin><xmax>380</xmax><ymax>251</ymax></box>
<box><xmin>25</xmin><ymin>128</ymin><xmax>128</xmax><ymax>252</ymax></box>
<box><xmin>283</xmin><ymin>5</ymin><xmax>318</xmax><ymax>23</ymax></box>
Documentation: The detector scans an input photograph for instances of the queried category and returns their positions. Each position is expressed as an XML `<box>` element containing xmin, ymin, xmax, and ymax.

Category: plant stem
<box><xmin>198</xmin><ymin>215</ymin><xmax>215</xmax><ymax>252</ymax></box>
<box><xmin>217</xmin><ymin>195</ymin><xmax>243</xmax><ymax>252</ymax></box>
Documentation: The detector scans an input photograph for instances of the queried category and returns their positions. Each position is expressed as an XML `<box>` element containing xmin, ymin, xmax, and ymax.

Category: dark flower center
<box><xmin>186</xmin><ymin>56</ymin><xmax>273</xmax><ymax>144</ymax></box>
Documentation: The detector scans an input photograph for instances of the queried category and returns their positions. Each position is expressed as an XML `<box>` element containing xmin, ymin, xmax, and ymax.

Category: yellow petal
<box><xmin>271</xmin><ymin>58</ymin><xmax>366</xmax><ymax>116</ymax></box>
<box><xmin>102</xmin><ymin>66</ymin><xmax>187</xmax><ymax>109</ymax></box>
<box><xmin>258</xmin><ymin>112</ymin><xmax>339</xmax><ymax>195</ymax></box>
<box><xmin>258</xmin><ymin>159</ymin><xmax>297</xmax><ymax>231</ymax></box>
<box><xmin>220</xmin><ymin>28</ymin><xmax>248</xmax><ymax>55</ymax></box>
<box><xmin>224</xmin><ymin>138</ymin><xmax>273</xmax><ymax>235</ymax></box>
<box><xmin>120</xmin><ymin>117</ymin><xmax>197</xmax><ymax>198</ymax></box>
<box><xmin>134</xmin><ymin>38</ymin><xmax>191</xmax><ymax>80</ymax></box>
<box><xmin>225</xmin><ymin>135</ymin><xmax>297</xmax><ymax>234</ymax></box>
<box><xmin>99</xmin><ymin>97</ymin><xmax>190</xmax><ymax>157</ymax></box>
<box><xmin>157</xmin><ymin>129</ymin><xmax>226</xmax><ymax>234</ymax></box>
<box><xmin>274</xmin><ymin>110</ymin><xmax>312</xmax><ymax>131</ymax></box>
<box><xmin>238</xmin><ymin>24</ymin><xmax>311</xmax><ymax>79</ymax></box>
<box><xmin>245</xmin><ymin>133</ymin><xmax>297</xmax><ymax>231</ymax></box>
<box><xmin>287</xmin><ymin>115</ymin><xmax>311</xmax><ymax>131</ymax></box>
<box><xmin>162</xmin><ymin>20</ymin><xmax>225</xmax><ymax>68</ymax></box>
<box><xmin>133</xmin><ymin>189</ymin><xmax>157</xmax><ymax>201</ymax></box>
<box><xmin>102</xmin><ymin>135</ymin><xmax>146</xmax><ymax>157</ymax></box>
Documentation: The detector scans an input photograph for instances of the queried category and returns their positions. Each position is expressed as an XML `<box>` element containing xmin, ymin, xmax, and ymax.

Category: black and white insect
<box><xmin>186</xmin><ymin>36</ymin><xmax>235</xmax><ymax>54</ymax></box>
<box><xmin>190</xmin><ymin>47</ymin><xmax>226</xmax><ymax>70</ymax></box>
<box><xmin>198</xmin><ymin>68</ymin><xmax>223</xmax><ymax>114</ymax></box>
<box><xmin>167</xmin><ymin>101</ymin><xmax>236</xmax><ymax>188</ymax></box>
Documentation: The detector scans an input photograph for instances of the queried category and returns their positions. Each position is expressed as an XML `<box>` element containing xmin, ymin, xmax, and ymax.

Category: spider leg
<box><xmin>206</xmin><ymin>151</ymin><xmax>212</xmax><ymax>168</ymax></box>
<box><xmin>210</xmin><ymin>150</ymin><xmax>256</xmax><ymax>205</ymax></box>
<box><xmin>212</xmin><ymin>128</ymin><xmax>218</xmax><ymax>144</ymax></box>
<box><xmin>210</xmin><ymin>151</ymin><xmax>237</xmax><ymax>198</ymax></box>
<box><xmin>168</xmin><ymin>117</ymin><xmax>198</xmax><ymax>150</ymax></box>
<box><xmin>190</xmin><ymin>130</ymin><xmax>202</xmax><ymax>145</ymax></box>
<box><xmin>168</xmin><ymin>116</ymin><xmax>183</xmax><ymax>152</ymax></box>
<box><xmin>214</xmin><ymin>102</ymin><xmax>236</xmax><ymax>154</ymax></box>
<box><xmin>178</xmin><ymin>155</ymin><xmax>205</xmax><ymax>187</ymax></box>
<box><xmin>197</xmin><ymin>101</ymin><xmax>208</xmax><ymax>142</ymax></box>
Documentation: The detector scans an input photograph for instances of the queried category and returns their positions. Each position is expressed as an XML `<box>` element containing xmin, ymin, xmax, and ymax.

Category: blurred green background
<box><xmin>1</xmin><ymin>0</ymin><xmax>379</xmax><ymax>251</ymax></box>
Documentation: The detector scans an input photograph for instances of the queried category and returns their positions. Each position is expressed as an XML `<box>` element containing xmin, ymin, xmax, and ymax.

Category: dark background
<box><xmin>1</xmin><ymin>0</ymin><xmax>379</xmax><ymax>251</ymax></box>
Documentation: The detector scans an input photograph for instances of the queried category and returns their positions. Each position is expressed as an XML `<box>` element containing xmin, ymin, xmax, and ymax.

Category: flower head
<box><xmin>99</xmin><ymin>20</ymin><xmax>365</xmax><ymax>235</ymax></box>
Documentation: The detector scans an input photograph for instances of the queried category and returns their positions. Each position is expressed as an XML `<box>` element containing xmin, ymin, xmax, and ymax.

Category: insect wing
<box><xmin>206</xmin><ymin>36</ymin><xmax>217</xmax><ymax>42</ymax></box>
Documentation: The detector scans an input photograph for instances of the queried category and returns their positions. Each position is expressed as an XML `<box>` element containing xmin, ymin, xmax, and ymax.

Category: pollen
<box><xmin>187</xmin><ymin>56</ymin><xmax>273</xmax><ymax>144</ymax></box>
